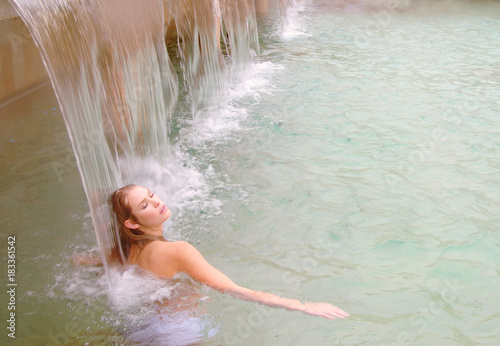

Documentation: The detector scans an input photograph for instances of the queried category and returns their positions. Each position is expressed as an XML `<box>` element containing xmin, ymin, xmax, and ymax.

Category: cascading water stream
<box><xmin>168</xmin><ymin>0</ymin><xmax>260</xmax><ymax>128</ymax></box>
<box><xmin>9</xmin><ymin>0</ymin><xmax>178</xmax><ymax>280</ymax></box>
<box><xmin>8</xmin><ymin>0</ymin><xmax>280</xmax><ymax>283</ymax></box>
<box><xmin>3</xmin><ymin>1</ymin><xmax>500</xmax><ymax>344</ymax></box>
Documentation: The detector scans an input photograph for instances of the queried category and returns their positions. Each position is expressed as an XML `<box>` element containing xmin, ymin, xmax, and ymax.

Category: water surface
<box><xmin>1</xmin><ymin>0</ymin><xmax>500</xmax><ymax>344</ymax></box>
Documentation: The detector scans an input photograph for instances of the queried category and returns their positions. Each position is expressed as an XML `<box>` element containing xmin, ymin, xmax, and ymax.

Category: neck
<box><xmin>140</xmin><ymin>226</ymin><xmax>164</xmax><ymax>237</ymax></box>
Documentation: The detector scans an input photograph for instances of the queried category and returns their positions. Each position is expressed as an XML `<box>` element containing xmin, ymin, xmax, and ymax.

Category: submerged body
<box><xmin>111</xmin><ymin>185</ymin><xmax>349</xmax><ymax>320</ymax></box>
<box><xmin>117</xmin><ymin>266</ymin><xmax>217</xmax><ymax>345</ymax></box>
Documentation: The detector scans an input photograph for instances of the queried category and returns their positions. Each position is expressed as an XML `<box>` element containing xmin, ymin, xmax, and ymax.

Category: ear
<box><xmin>124</xmin><ymin>219</ymin><xmax>140</xmax><ymax>230</ymax></box>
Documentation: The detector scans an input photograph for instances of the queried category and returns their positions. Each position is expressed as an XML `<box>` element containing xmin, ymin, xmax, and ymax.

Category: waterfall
<box><xmin>167</xmin><ymin>0</ymin><xmax>260</xmax><ymax>120</ymax></box>
<box><xmin>8</xmin><ymin>0</ymin><xmax>289</xmax><ymax>284</ymax></box>
<box><xmin>9</xmin><ymin>0</ymin><xmax>177</xmax><ymax>281</ymax></box>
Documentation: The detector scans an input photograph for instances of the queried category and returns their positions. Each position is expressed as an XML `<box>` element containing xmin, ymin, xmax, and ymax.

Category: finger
<box><xmin>334</xmin><ymin>311</ymin><xmax>349</xmax><ymax>318</ymax></box>
<box><xmin>330</xmin><ymin>308</ymin><xmax>349</xmax><ymax>318</ymax></box>
<box><xmin>335</xmin><ymin>311</ymin><xmax>349</xmax><ymax>318</ymax></box>
<box><xmin>321</xmin><ymin>303</ymin><xmax>349</xmax><ymax>317</ymax></box>
<box><xmin>332</xmin><ymin>306</ymin><xmax>349</xmax><ymax>317</ymax></box>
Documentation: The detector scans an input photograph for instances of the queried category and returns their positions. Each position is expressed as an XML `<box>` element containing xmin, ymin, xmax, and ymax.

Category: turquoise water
<box><xmin>1</xmin><ymin>0</ymin><xmax>500</xmax><ymax>344</ymax></box>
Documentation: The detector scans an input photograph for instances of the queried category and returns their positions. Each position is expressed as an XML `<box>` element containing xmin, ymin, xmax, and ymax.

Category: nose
<box><xmin>150</xmin><ymin>195</ymin><xmax>160</xmax><ymax>207</ymax></box>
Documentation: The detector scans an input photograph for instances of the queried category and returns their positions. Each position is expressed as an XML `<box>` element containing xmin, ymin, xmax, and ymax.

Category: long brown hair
<box><xmin>110</xmin><ymin>184</ymin><xmax>166</xmax><ymax>262</ymax></box>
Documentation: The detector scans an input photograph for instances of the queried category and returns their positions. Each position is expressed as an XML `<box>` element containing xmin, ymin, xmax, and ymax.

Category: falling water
<box><xmin>168</xmin><ymin>0</ymin><xmax>261</xmax><ymax>127</ymax></box>
<box><xmin>277</xmin><ymin>0</ymin><xmax>296</xmax><ymax>33</ymax></box>
<box><xmin>9</xmin><ymin>0</ymin><xmax>179</xmax><ymax>278</ymax></box>
<box><xmin>8</xmin><ymin>0</ymin><xmax>285</xmax><ymax>280</ymax></box>
<box><xmin>4</xmin><ymin>0</ymin><xmax>500</xmax><ymax>344</ymax></box>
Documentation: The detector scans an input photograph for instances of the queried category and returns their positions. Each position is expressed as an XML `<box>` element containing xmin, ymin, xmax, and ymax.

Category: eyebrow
<box><xmin>137</xmin><ymin>189</ymin><xmax>151</xmax><ymax>207</ymax></box>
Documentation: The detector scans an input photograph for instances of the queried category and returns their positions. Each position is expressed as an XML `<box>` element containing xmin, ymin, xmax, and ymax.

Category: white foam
<box><xmin>108</xmin><ymin>267</ymin><xmax>176</xmax><ymax>312</ymax></box>
<box><xmin>182</xmin><ymin>61</ymin><xmax>281</xmax><ymax>143</ymax></box>
<box><xmin>281</xmin><ymin>0</ymin><xmax>312</xmax><ymax>39</ymax></box>
<box><xmin>107</xmin><ymin>268</ymin><xmax>217</xmax><ymax>344</ymax></box>
<box><xmin>118</xmin><ymin>148</ymin><xmax>223</xmax><ymax>240</ymax></box>
<box><xmin>49</xmin><ymin>256</ymin><xmax>108</xmax><ymax>300</ymax></box>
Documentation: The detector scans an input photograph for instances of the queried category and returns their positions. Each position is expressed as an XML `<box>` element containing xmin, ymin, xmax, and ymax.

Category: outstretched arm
<box><xmin>170</xmin><ymin>241</ymin><xmax>349</xmax><ymax>320</ymax></box>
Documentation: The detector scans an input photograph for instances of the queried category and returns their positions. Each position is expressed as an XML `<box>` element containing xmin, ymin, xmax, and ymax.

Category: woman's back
<box><xmin>128</xmin><ymin>240</ymin><xmax>180</xmax><ymax>278</ymax></box>
<box><xmin>112</xmin><ymin>185</ymin><xmax>349</xmax><ymax>320</ymax></box>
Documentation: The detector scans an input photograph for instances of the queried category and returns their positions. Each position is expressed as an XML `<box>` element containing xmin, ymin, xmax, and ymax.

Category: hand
<box><xmin>72</xmin><ymin>253</ymin><xmax>103</xmax><ymax>266</ymax></box>
<box><xmin>302</xmin><ymin>302</ymin><xmax>349</xmax><ymax>320</ymax></box>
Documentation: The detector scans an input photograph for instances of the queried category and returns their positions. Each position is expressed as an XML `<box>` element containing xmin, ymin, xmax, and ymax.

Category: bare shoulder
<box><xmin>138</xmin><ymin>241</ymin><xmax>195</xmax><ymax>277</ymax></box>
<box><xmin>142</xmin><ymin>240</ymin><xmax>179</xmax><ymax>259</ymax></box>
<box><xmin>145</xmin><ymin>240</ymin><xmax>193</xmax><ymax>253</ymax></box>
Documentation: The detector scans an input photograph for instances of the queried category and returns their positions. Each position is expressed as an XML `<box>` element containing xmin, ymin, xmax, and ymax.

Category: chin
<box><xmin>164</xmin><ymin>209</ymin><xmax>172</xmax><ymax>220</ymax></box>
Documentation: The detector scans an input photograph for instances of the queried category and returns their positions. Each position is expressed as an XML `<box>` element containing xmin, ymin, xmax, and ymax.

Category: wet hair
<box><xmin>110</xmin><ymin>184</ymin><xmax>166</xmax><ymax>262</ymax></box>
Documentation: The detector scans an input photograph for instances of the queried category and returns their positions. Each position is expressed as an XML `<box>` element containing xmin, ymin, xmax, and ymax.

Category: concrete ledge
<box><xmin>0</xmin><ymin>10</ymin><xmax>49</xmax><ymax>106</ymax></box>
<box><xmin>1</xmin><ymin>0</ymin><xmax>18</xmax><ymax>21</ymax></box>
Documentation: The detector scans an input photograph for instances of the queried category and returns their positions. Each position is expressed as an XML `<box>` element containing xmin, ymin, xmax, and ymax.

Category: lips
<box><xmin>160</xmin><ymin>205</ymin><xmax>166</xmax><ymax>214</ymax></box>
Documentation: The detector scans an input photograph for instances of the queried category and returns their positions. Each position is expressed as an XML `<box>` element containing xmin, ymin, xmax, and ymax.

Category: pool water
<box><xmin>1</xmin><ymin>0</ymin><xmax>500</xmax><ymax>344</ymax></box>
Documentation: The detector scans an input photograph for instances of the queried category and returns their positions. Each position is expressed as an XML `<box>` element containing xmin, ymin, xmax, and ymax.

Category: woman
<box><xmin>110</xmin><ymin>184</ymin><xmax>349</xmax><ymax>320</ymax></box>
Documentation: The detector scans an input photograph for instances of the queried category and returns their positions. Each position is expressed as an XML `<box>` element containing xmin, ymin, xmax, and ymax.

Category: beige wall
<box><xmin>0</xmin><ymin>1</ymin><xmax>48</xmax><ymax>106</ymax></box>
<box><xmin>1</xmin><ymin>0</ymin><xmax>18</xmax><ymax>21</ymax></box>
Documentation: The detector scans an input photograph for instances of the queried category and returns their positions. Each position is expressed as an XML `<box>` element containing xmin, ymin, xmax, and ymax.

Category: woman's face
<box><xmin>126</xmin><ymin>186</ymin><xmax>171</xmax><ymax>231</ymax></box>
